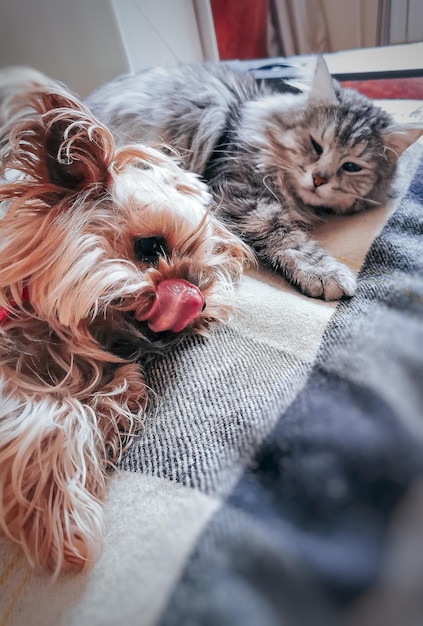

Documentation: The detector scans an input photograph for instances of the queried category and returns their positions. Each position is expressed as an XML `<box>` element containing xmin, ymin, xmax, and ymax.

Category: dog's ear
<box><xmin>41</xmin><ymin>92</ymin><xmax>113</xmax><ymax>191</ymax></box>
<box><xmin>1</xmin><ymin>87</ymin><xmax>114</xmax><ymax>193</ymax></box>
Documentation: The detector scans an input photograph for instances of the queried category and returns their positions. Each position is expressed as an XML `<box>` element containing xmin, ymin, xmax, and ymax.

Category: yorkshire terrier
<box><xmin>0</xmin><ymin>68</ymin><xmax>249</xmax><ymax>574</ymax></box>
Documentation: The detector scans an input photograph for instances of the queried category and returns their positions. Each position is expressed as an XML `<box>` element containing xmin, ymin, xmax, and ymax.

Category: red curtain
<box><xmin>210</xmin><ymin>0</ymin><xmax>269</xmax><ymax>60</ymax></box>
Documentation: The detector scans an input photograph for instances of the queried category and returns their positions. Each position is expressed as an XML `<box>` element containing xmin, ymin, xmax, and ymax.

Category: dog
<box><xmin>0</xmin><ymin>68</ymin><xmax>250</xmax><ymax>574</ymax></box>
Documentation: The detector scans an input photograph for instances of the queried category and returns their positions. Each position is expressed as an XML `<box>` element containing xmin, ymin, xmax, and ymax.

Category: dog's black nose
<box><xmin>133</xmin><ymin>236</ymin><xmax>167</xmax><ymax>263</ymax></box>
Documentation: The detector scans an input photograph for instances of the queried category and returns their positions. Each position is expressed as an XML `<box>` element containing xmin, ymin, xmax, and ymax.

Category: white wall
<box><xmin>0</xmin><ymin>0</ymin><xmax>129</xmax><ymax>97</ymax></box>
<box><xmin>112</xmin><ymin>0</ymin><xmax>217</xmax><ymax>74</ymax></box>
<box><xmin>0</xmin><ymin>0</ymin><xmax>213</xmax><ymax>97</ymax></box>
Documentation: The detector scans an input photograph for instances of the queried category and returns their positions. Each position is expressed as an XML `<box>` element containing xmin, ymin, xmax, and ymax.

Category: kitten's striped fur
<box><xmin>87</xmin><ymin>58</ymin><xmax>423</xmax><ymax>300</ymax></box>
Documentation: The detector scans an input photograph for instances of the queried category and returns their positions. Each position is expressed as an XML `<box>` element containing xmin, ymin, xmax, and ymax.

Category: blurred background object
<box><xmin>0</xmin><ymin>0</ymin><xmax>421</xmax><ymax>96</ymax></box>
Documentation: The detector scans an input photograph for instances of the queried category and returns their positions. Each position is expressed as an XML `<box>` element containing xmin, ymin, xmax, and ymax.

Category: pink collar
<box><xmin>0</xmin><ymin>287</ymin><xmax>30</xmax><ymax>324</ymax></box>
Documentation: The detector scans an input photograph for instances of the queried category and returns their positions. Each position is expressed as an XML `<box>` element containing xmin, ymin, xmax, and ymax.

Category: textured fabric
<box><xmin>341</xmin><ymin>78</ymin><xmax>423</xmax><ymax>100</ymax></box>
<box><xmin>157</xmin><ymin>147</ymin><xmax>423</xmax><ymax>626</ymax></box>
<box><xmin>0</xmin><ymin>110</ymin><xmax>423</xmax><ymax>626</ymax></box>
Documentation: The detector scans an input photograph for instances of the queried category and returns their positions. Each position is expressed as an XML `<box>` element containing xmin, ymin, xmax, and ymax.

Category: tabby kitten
<box><xmin>87</xmin><ymin>58</ymin><xmax>422</xmax><ymax>300</ymax></box>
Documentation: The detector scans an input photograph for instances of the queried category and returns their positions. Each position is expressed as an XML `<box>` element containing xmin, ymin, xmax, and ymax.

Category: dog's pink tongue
<box><xmin>141</xmin><ymin>279</ymin><xmax>204</xmax><ymax>333</ymax></box>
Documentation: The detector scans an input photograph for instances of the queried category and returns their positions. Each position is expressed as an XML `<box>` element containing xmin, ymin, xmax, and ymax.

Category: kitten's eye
<box><xmin>311</xmin><ymin>138</ymin><xmax>323</xmax><ymax>155</ymax></box>
<box><xmin>341</xmin><ymin>162</ymin><xmax>362</xmax><ymax>173</ymax></box>
<box><xmin>133</xmin><ymin>236</ymin><xmax>167</xmax><ymax>263</ymax></box>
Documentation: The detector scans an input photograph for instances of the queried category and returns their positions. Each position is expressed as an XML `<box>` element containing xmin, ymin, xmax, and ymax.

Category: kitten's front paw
<box><xmin>286</xmin><ymin>254</ymin><xmax>357</xmax><ymax>301</ymax></box>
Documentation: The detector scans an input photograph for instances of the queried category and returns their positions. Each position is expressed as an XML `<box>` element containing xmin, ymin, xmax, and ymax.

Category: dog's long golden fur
<box><xmin>0</xmin><ymin>70</ymin><xmax>250</xmax><ymax>574</ymax></box>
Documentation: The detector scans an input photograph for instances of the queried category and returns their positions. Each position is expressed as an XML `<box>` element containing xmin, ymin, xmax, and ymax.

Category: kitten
<box><xmin>87</xmin><ymin>58</ymin><xmax>423</xmax><ymax>300</ymax></box>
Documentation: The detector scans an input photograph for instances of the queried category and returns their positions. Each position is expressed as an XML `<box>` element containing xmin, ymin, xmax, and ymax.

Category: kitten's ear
<box><xmin>307</xmin><ymin>56</ymin><xmax>337</xmax><ymax>106</ymax></box>
<box><xmin>382</xmin><ymin>125</ymin><xmax>423</xmax><ymax>162</ymax></box>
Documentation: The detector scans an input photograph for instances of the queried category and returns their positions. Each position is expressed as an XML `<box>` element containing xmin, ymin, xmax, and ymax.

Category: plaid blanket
<box><xmin>1</xmin><ymin>109</ymin><xmax>423</xmax><ymax>626</ymax></box>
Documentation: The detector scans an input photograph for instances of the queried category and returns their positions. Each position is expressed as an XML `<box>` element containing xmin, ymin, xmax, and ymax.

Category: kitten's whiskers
<box><xmin>262</xmin><ymin>175</ymin><xmax>282</xmax><ymax>203</ymax></box>
<box><xmin>333</xmin><ymin>187</ymin><xmax>382</xmax><ymax>207</ymax></box>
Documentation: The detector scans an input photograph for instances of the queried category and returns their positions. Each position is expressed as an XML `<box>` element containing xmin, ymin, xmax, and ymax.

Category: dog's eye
<box><xmin>133</xmin><ymin>236</ymin><xmax>167</xmax><ymax>263</ymax></box>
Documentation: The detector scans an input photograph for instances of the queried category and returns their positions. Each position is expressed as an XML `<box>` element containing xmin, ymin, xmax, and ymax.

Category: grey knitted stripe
<box><xmin>120</xmin><ymin>326</ymin><xmax>311</xmax><ymax>496</ymax></box>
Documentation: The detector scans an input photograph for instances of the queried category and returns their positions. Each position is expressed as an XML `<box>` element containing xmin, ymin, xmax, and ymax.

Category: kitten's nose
<box><xmin>313</xmin><ymin>174</ymin><xmax>327</xmax><ymax>188</ymax></box>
